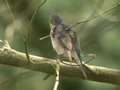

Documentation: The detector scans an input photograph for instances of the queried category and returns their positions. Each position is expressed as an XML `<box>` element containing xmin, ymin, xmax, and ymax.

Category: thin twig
<box><xmin>28</xmin><ymin>0</ymin><xmax>47</xmax><ymax>51</ymax></box>
<box><xmin>30</xmin><ymin>0</ymin><xmax>47</xmax><ymax>24</ymax></box>
<box><xmin>39</xmin><ymin>3</ymin><xmax>120</xmax><ymax>40</ymax></box>
<box><xmin>24</xmin><ymin>38</ymin><xmax>31</xmax><ymax>64</ymax></box>
<box><xmin>40</xmin><ymin>35</ymin><xmax>50</xmax><ymax>40</ymax></box>
<box><xmin>82</xmin><ymin>53</ymin><xmax>96</xmax><ymax>64</ymax></box>
<box><xmin>43</xmin><ymin>74</ymin><xmax>51</xmax><ymax>80</ymax></box>
<box><xmin>53</xmin><ymin>59</ymin><xmax>60</xmax><ymax>90</ymax></box>
<box><xmin>4</xmin><ymin>0</ymin><xmax>15</xmax><ymax>20</ymax></box>
<box><xmin>71</xmin><ymin>2</ymin><xmax>120</xmax><ymax>28</ymax></box>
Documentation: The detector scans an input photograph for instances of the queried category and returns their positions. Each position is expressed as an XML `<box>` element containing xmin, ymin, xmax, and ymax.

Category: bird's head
<box><xmin>50</xmin><ymin>14</ymin><xmax>62</xmax><ymax>25</ymax></box>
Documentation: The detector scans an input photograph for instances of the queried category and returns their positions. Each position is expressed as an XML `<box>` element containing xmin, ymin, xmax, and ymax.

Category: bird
<box><xmin>50</xmin><ymin>14</ymin><xmax>87</xmax><ymax>79</ymax></box>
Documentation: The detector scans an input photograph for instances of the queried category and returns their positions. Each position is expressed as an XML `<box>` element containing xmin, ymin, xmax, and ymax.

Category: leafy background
<box><xmin>0</xmin><ymin>0</ymin><xmax>120</xmax><ymax>90</ymax></box>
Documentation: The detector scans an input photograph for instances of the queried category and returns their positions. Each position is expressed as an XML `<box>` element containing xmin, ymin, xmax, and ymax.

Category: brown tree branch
<box><xmin>0</xmin><ymin>40</ymin><xmax>120</xmax><ymax>85</ymax></box>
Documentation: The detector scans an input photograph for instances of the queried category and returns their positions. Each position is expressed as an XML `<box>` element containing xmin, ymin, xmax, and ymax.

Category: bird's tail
<box><xmin>76</xmin><ymin>58</ymin><xmax>87</xmax><ymax>79</ymax></box>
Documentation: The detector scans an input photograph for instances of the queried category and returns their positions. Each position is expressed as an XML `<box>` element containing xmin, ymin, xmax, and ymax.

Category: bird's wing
<box><xmin>58</xmin><ymin>33</ymin><xmax>72</xmax><ymax>51</ymax></box>
<box><xmin>53</xmin><ymin>23</ymin><xmax>72</xmax><ymax>51</ymax></box>
<box><xmin>68</xmin><ymin>29</ymin><xmax>81</xmax><ymax>60</ymax></box>
<box><xmin>69</xmin><ymin>29</ymin><xmax>87</xmax><ymax>78</ymax></box>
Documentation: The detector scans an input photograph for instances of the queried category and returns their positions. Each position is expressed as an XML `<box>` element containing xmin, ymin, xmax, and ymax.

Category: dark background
<box><xmin>0</xmin><ymin>0</ymin><xmax>120</xmax><ymax>90</ymax></box>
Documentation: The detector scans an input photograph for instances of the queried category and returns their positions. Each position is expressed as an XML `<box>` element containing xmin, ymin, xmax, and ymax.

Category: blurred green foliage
<box><xmin>0</xmin><ymin>0</ymin><xmax>120</xmax><ymax>90</ymax></box>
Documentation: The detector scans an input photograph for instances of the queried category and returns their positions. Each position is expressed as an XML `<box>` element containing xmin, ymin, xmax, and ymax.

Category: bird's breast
<box><xmin>51</xmin><ymin>36</ymin><xmax>65</xmax><ymax>55</ymax></box>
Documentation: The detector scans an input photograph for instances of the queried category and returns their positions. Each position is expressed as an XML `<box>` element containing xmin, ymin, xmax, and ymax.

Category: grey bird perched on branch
<box><xmin>50</xmin><ymin>14</ymin><xmax>87</xmax><ymax>79</ymax></box>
